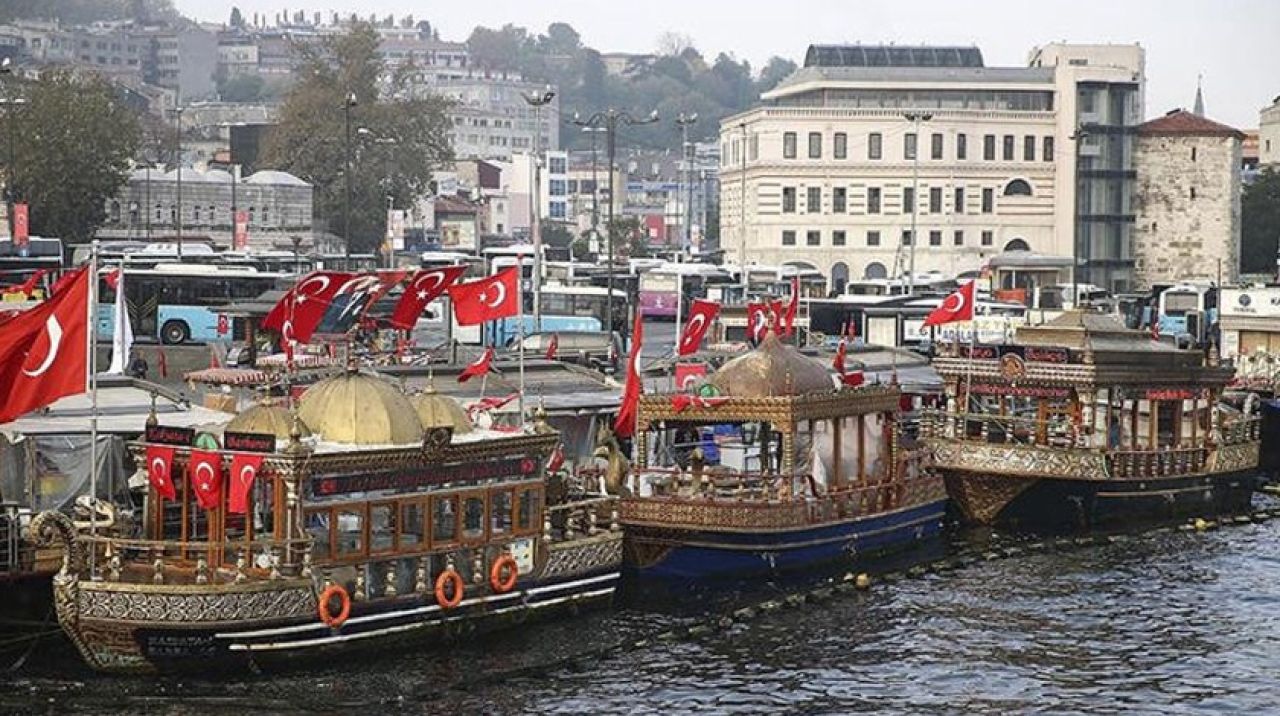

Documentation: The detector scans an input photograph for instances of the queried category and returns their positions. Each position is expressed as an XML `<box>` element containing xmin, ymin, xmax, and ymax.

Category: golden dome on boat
<box><xmin>225</xmin><ymin>401</ymin><xmax>311</xmax><ymax>441</ymax></box>
<box><xmin>409</xmin><ymin>383</ymin><xmax>473</xmax><ymax>435</ymax></box>
<box><xmin>298</xmin><ymin>370</ymin><xmax>425</xmax><ymax>445</ymax></box>
<box><xmin>709</xmin><ymin>333</ymin><xmax>835</xmax><ymax>397</ymax></box>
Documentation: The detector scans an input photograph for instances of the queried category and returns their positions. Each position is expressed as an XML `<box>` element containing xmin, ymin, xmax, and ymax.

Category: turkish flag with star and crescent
<box><xmin>0</xmin><ymin>266</ymin><xmax>89</xmax><ymax>424</ymax></box>
<box><xmin>613</xmin><ymin>311</ymin><xmax>645</xmax><ymax>439</ymax></box>
<box><xmin>677</xmin><ymin>299</ymin><xmax>720</xmax><ymax>356</ymax></box>
<box><xmin>313</xmin><ymin>271</ymin><xmax>408</xmax><ymax>336</ymax></box>
<box><xmin>260</xmin><ymin>271</ymin><xmax>356</xmax><ymax>345</ymax></box>
<box><xmin>390</xmin><ymin>266</ymin><xmax>467</xmax><ymax>330</ymax></box>
<box><xmin>228</xmin><ymin>453</ymin><xmax>264</xmax><ymax>515</ymax></box>
<box><xmin>144</xmin><ymin>445</ymin><xmax>177</xmax><ymax>501</ymax></box>
<box><xmin>458</xmin><ymin>347</ymin><xmax>494</xmax><ymax>383</ymax></box>
<box><xmin>746</xmin><ymin>302</ymin><xmax>770</xmax><ymax>345</ymax></box>
<box><xmin>188</xmin><ymin>449</ymin><xmax>224</xmax><ymax>510</ymax></box>
<box><xmin>447</xmin><ymin>267</ymin><xmax>519</xmax><ymax>326</ymax></box>
<box><xmin>923</xmin><ymin>280</ymin><xmax>976</xmax><ymax>327</ymax></box>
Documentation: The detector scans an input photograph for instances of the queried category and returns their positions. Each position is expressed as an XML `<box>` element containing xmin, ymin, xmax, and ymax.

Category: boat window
<box><xmin>433</xmin><ymin>495</ymin><xmax>458</xmax><ymax>545</ymax></box>
<box><xmin>370</xmin><ymin>503</ymin><xmax>396</xmax><ymax>554</ymax></box>
<box><xmin>337</xmin><ymin>508</ymin><xmax>364</xmax><ymax>556</ymax></box>
<box><xmin>491</xmin><ymin>490</ymin><xmax>513</xmax><ymax>535</ymax></box>
<box><xmin>306</xmin><ymin>509</ymin><xmax>331</xmax><ymax>560</ymax></box>
<box><xmin>463</xmin><ymin>495</ymin><xmax>486</xmax><ymax>541</ymax></box>
<box><xmin>400</xmin><ymin>500</ymin><xmax>425</xmax><ymax>549</ymax></box>
<box><xmin>517</xmin><ymin>488</ymin><xmax>541</xmax><ymax>532</ymax></box>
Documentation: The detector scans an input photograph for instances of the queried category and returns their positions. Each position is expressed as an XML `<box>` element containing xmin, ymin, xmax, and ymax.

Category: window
<box><xmin>868</xmin><ymin>133</ymin><xmax>882</xmax><ymax>159</ymax></box>
<box><xmin>929</xmin><ymin>187</ymin><xmax>942</xmax><ymax>213</ymax></box>
<box><xmin>490</xmin><ymin>490</ymin><xmax>513</xmax><ymax>535</ymax></box>
<box><xmin>868</xmin><ymin>187</ymin><xmax>882</xmax><ymax>214</ymax></box>
<box><xmin>192</xmin><ymin>206</ymin><xmax>200</xmax><ymax>222</ymax></box>
<box><xmin>807</xmin><ymin>230</ymin><xmax>820</xmax><ymax>246</ymax></box>
<box><xmin>807</xmin><ymin>187</ymin><xmax>821</xmax><ymax>213</ymax></box>
<box><xmin>1191</xmin><ymin>147</ymin><xmax>1197</xmax><ymax>162</ymax></box>
<box><xmin>901</xmin><ymin>230</ymin><xmax>913</xmax><ymax>246</ymax></box>
<box><xmin>463</xmin><ymin>495</ymin><xmax>486</xmax><ymax>540</ymax></box>
<box><xmin>750</xmin><ymin>134</ymin><xmax>759</xmax><ymax>159</ymax></box>
<box><xmin>1190</xmin><ymin>186</ymin><xmax>1196</xmax><ymax>199</ymax></box>
<box><xmin>833</xmin><ymin>187</ymin><xmax>847</xmax><ymax>213</ymax></box>
<box><xmin>370</xmin><ymin>503</ymin><xmax>396</xmax><ymax>553</ymax></box>
<box><xmin>833</xmin><ymin>230</ymin><xmax>847</xmax><ymax>246</ymax></box>
<box><xmin>981</xmin><ymin>230</ymin><xmax>994</xmax><ymax>246</ymax></box>
<box><xmin>1024</xmin><ymin>135</ymin><xmax>1036</xmax><ymax>161</ymax></box>
<box><xmin>983</xmin><ymin>135</ymin><xmax>996</xmax><ymax>160</ymax></box>
<box><xmin>954</xmin><ymin>230</ymin><xmax>964</xmax><ymax>246</ymax></box>
<box><xmin>808</xmin><ymin>132</ymin><xmax>822</xmax><ymax>158</ymax></box>
<box><xmin>929</xmin><ymin>230</ymin><xmax>942</xmax><ymax>246</ymax></box>
<box><xmin>548</xmin><ymin>179</ymin><xmax>566</xmax><ymax>196</ymax></box>
<box><xmin>834</xmin><ymin>132</ymin><xmax>847</xmax><ymax>159</ymax></box>
<box><xmin>867</xmin><ymin>230</ymin><xmax>881</xmax><ymax>247</ymax></box>
<box><xmin>954</xmin><ymin>187</ymin><xmax>965</xmax><ymax>214</ymax></box>
<box><xmin>400</xmin><ymin>501</ymin><xmax>425</xmax><ymax>549</ymax></box>
<box><xmin>549</xmin><ymin>201</ymin><xmax>566</xmax><ymax>219</ymax></box>
<box><xmin>337</xmin><ymin>507</ymin><xmax>364</xmax><ymax>556</ymax></box>
<box><xmin>782</xmin><ymin>230</ymin><xmax>796</xmax><ymax>246</ymax></box>
<box><xmin>566</xmin><ymin>180</ymin><xmax>578</xmax><ymax>193</ymax></box>
<box><xmin>982</xmin><ymin>188</ymin><xmax>994</xmax><ymax>213</ymax></box>
<box><xmin>432</xmin><ymin>495</ymin><xmax>458</xmax><ymax>544</ymax></box>
<box><xmin>1043</xmin><ymin>136</ymin><xmax>1054</xmax><ymax>162</ymax></box>
<box><xmin>1002</xmin><ymin>135</ymin><xmax>1015</xmax><ymax>160</ymax></box>
<box><xmin>1003</xmin><ymin>179</ymin><xmax>1033</xmax><ymax>196</ymax></box>
<box><xmin>549</xmin><ymin>156</ymin><xmax>566</xmax><ymax>173</ymax></box>
<box><xmin>903</xmin><ymin>187</ymin><xmax>915</xmax><ymax>214</ymax></box>
<box><xmin>931</xmin><ymin>133</ymin><xmax>943</xmax><ymax>159</ymax></box>
<box><xmin>957</xmin><ymin>133</ymin><xmax>968</xmax><ymax>160</ymax></box>
<box><xmin>905</xmin><ymin>133</ymin><xmax>918</xmax><ymax>160</ymax></box>
<box><xmin>782</xmin><ymin>187</ymin><xmax>796</xmax><ymax>213</ymax></box>
<box><xmin>516</xmin><ymin>488</ymin><xmax>540</xmax><ymax>532</ymax></box>
<box><xmin>783</xmin><ymin>132</ymin><xmax>797</xmax><ymax>159</ymax></box>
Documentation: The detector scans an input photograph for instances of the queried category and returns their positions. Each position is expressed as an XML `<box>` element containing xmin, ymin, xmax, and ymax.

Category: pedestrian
<box><xmin>128</xmin><ymin>353</ymin><xmax>149</xmax><ymax>380</ymax></box>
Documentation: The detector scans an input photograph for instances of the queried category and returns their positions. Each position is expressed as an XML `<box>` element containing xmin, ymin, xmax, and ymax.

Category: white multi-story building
<box><xmin>506</xmin><ymin>150</ymin><xmax>569</xmax><ymax>238</ymax></box>
<box><xmin>426</xmin><ymin>71</ymin><xmax>559</xmax><ymax>162</ymax></box>
<box><xmin>719</xmin><ymin>43</ymin><xmax>1145</xmax><ymax>293</ymax></box>
<box><xmin>1261</xmin><ymin>95</ymin><xmax>1280</xmax><ymax>167</ymax></box>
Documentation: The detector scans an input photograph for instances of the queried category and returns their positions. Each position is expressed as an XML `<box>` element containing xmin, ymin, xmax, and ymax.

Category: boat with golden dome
<box><xmin>616</xmin><ymin>334</ymin><xmax>947</xmax><ymax>580</ymax></box>
<box><xmin>31</xmin><ymin>367</ymin><xmax>622</xmax><ymax>674</ymax></box>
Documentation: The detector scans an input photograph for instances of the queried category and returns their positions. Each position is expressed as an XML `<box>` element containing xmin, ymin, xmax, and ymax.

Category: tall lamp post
<box><xmin>582</xmin><ymin>126</ymin><xmax>606</xmax><ymax>257</ymax></box>
<box><xmin>738</xmin><ymin>121</ymin><xmax>747</xmax><ymax>289</ymax></box>
<box><xmin>342</xmin><ymin>91</ymin><xmax>357</xmax><ymax>265</ymax></box>
<box><xmin>674</xmin><ymin>113</ymin><xmax>698</xmax><ymax>255</ymax></box>
<box><xmin>572</xmin><ymin>108</ymin><xmax>659</xmax><ymax>343</ymax></box>
<box><xmin>523</xmin><ymin>87</ymin><xmax>555</xmax><ymax>332</ymax></box>
<box><xmin>170</xmin><ymin>106</ymin><xmax>185</xmax><ymax>259</ymax></box>
<box><xmin>0</xmin><ymin>58</ymin><xmax>27</xmax><ymax>238</ymax></box>
<box><xmin>903</xmin><ymin>111</ymin><xmax>932</xmax><ymax>296</ymax></box>
<box><xmin>1069</xmin><ymin>127</ymin><xmax>1090</xmax><ymax>309</ymax></box>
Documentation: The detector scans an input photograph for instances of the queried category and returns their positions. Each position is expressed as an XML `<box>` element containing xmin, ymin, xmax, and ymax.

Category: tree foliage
<box><xmin>1242</xmin><ymin>168</ymin><xmax>1280</xmax><ymax>274</ymax></box>
<box><xmin>2</xmin><ymin>71</ymin><xmax>140</xmax><ymax>244</ymax></box>
<box><xmin>260</xmin><ymin>22</ymin><xmax>454</xmax><ymax>253</ymax></box>
<box><xmin>0</xmin><ymin>0</ymin><xmax>178</xmax><ymax>24</ymax></box>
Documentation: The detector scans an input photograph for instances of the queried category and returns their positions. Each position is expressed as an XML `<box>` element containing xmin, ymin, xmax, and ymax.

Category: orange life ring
<box><xmin>318</xmin><ymin>584</ymin><xmax>351</xmax><ymax>628</ymax></box>
<box><xmin>489</xmin><ymin>554</ymin><xmax>519</xmax><ymax>593</ymax></box>
<box><xmin>435</xmin><ymin>568</ymin><xmax>465</xmax><ymax>609</ymax></box>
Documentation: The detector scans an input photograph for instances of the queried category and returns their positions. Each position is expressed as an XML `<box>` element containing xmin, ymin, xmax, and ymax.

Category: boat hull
<box><xmin>623</xmin><ymin>498</ymin><xmax>947</xmax><ymax>580</ymax></box>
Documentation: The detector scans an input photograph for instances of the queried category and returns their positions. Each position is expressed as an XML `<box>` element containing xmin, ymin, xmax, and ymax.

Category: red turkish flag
<box><xmin>783</xmin><ymin>277</ymin><xmax>799</xmax><ymax>337</ymax></box>
<box><xmin>261</xmin><ymin>271</ymin><xmax>356</xmax><ymax>345</ymax></box>
<box><xmin>833</xmin><ymin>337</ymin><xmax>847</xmax><ymax>375</ymax></box>
<box><xmin>188</xmin><ymin>449</ymin><xmax>223</xmax><ymax>510</ymax></box>
<box><xmin>547</xmin><ymin>442</ymin><xmax>565</xmax><ymax>473</ymax></box>
<box><xmin>12</xmin><ymin>203</ymin><xmax>28</xmax><ymax>247</ymax></box>
<box><xmin>613</xmin><ymin>311</ymin><xmax>644</xmax><ymax>438</ymax></box>
<box><xmin>841</xmin><ymin>370</ymin><xmax>865</xmax><ymax>387</ymax></box>
<box><xmin>0</xmin><ymin>267</ymin><xmax>89</xmax><ymax>423</ymax></box>
<box><xmin>746</xmin><ymin>302</ymin><xmax>770</xmax><ymax>344</ymax></box>
<box><xmin>390</xmin><ymin>266</ymin><xmax>466</xmax><ymax>330</ymax></box>
<box><xmin>677</xmin><ymin>300</ymin><xmax>719</xmax><ymax>356</ymax></box>
<box><xmin>674</xmin><ymin>362</ymin><xmax>708</xmax><ymax>391</ymax></box>
<box><xmin>3</xmin><ymin>269</ymin><xmax>48</xmax><ymax>298</ymax></box>
<box><xmin>145</xmin><ymin>445</ymin><xmax>177</xmax><ymax>501</ymax></box>
<box><xmin>923</xmin><ymin>280</ymin><xmax>976</xmax><ymax>327</ymax></box>
<box><xmin>458</xmin><ymin>348</ymin><xmax>494</xmax><ymax>383</ymax></box>
<box><xmin>228</xmin><ymin>453</ymin><xmax>264</xmax><ymax>515</ymax></box>
<box><xmin>545</xmin><ymin>333</ymin><xmax>559</xmax><ymax>360</ymax></box>
<box><xmin>447</xmin><ymin>268</ymin><xmax>519</xmax><ymax>326</ymax></box>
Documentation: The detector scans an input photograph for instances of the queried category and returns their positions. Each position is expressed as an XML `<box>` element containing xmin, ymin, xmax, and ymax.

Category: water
<box><xmin>7</xmin><ymin>518</ymin><xmax>1280</xmax><ymax>715</ymax></box>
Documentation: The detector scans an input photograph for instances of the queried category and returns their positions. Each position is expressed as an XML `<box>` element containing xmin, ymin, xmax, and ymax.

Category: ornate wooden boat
<box><xmin>923</xmin><ymin>311</ymin><xmax>1262</xmax><ymax>528</ymax></box>
<box><xmin>32</xmin><ymin>369</ymin><xmax>621</xmax><ymax>674</ymax></box>
<box><xmin>616</xmin><ymin>334</ymin><xmax>947</xmax><ymax>580</ymax></box>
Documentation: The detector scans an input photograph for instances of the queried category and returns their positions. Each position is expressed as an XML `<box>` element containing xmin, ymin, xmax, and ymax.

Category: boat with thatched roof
<box><xmin>32</xmin><ymin>365</ymin><xmax>621</xmax><ymax>674</ymax></box>
<box><xmin>922</xmin><ymin>310</ymin><xmax>1263</xmax><ymax>528</ymax></box>
<box><xmin>615</xmin><ymin>334</ymin><xmax>947</xmax><ymax>580</ymax></box>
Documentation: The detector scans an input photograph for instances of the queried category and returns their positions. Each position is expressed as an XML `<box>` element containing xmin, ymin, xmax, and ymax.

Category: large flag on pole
<box><xmin>613</xmin><ymin>311</ymin><xmax>645</xmax><ymax>438</ymax></box>
<box><xmin>105</xmin><ymin>269</ymin><xmax>133</xmax><ymax>375</ymax></box>
<box><xmin>0</xmin><ymin>267</ymin><xmax>90</xmax><ymax>423</ymax></box>
<box><xmin>676</xmin><ymin>299</ymin><xmax>719</xmax><ymax>356</ymax></box>
<box><xmin>389</xmin><ymin>266</ymin><xmax>467</xmax><ymax>329</ymax></box>
<box><xmin>923</xmin><ymin>280</ymin><xmax>976</xmax><ymax>327</ymax></box>
<box><xmin>261</xmin><ymin>271</ymin><xmax>355</xmax><ymax>345</ymax></box>
<box><xmin>447</xmin><ymin>268</ymin><xmax>519</xmax><ymax>326</ymax></box>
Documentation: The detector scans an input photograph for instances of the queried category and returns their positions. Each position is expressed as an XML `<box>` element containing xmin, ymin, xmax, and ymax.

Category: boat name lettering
<box><xmin>964</xmin><ymin>345</ymin><xmax>999</xmax><ymax>360</ymax></box>
<box><xmin>969</xmin><ymin>384</ymin><xmax>1071</xmax><ymax>398</ymax></box>
<box><xmin>310</xmin><ymin>457</ymin><xmax>535</xmax><ymax>497</ymax></box>
<box><xmin>145</xmin><ymin>425</ymin><xmax>195</xmax><ymax>446</ymax></box>
<box><xmin>1023</xmin><ymin>347</ymin><xmax>1069</xmax><ymax>363</ymax></box>
<box><xmin>1145</xmin><ymin>389</ymin><xmax>1198</xmax><ymax>401</ymax></box>
<box><xmin>223</xmin><ymin>431</ymin><xmax>276</xmax><ymax>453</ymax></box>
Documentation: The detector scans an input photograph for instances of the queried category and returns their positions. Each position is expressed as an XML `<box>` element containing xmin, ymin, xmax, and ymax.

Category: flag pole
<box><xmin>517</xmin><ymin>259</ymin><xmax>526</xmax><ymax>427</ymax></box>
<box><xmin>88</xmin><ymin>240</ymin><xmax>100</xmax><ymax>579</ymax></box>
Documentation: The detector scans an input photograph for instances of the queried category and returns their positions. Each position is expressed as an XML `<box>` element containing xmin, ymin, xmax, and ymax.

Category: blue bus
<box><xmin>481</xmin><ymin>284</ymin><xmax>627</xmax><ymax>347</ymax></box>
<box><xmin>97</xmin><ymin>264</ymin><xmax>287</xmax><ymax>344</ymax></box>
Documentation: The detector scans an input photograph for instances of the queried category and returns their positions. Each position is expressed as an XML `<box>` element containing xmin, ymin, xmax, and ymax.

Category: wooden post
<box><xmin>1190</xmin><ymin>394</ymin><xmax>1199</xmax><ymax>446</ymax></box>
<box><xmin>832</xmin><ymin>417</ymin><xmax>843</xmax><ymax>491</ymax></box>
<box><xmin>1130</xmin><ymin>399</ymin><xmax>1139</xmax><ymax>450</ymax></box>
<box><xmin>856</xmin><ymin>414</ymin><xmax>866</xmax><ymax>485</ymax></box>
<box><xmin>1105</xmin><ymin>388</ymin><xmax>1115</xmax><ymax>449</ymax></box>
<box><xmin>1149</xmin><ymin>399</ymin><xmax>1160</xmax><ymax>448</ymax></box>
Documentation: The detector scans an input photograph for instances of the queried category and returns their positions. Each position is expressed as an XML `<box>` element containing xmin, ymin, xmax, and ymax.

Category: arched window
<box><xmin>248</xmin><ymin>206</ymin><xmax>256</xmax><ymax>223</ymax></box>
<box><xmin>109</xmin><ymin>200</ymin><xmax>121</xmax><ymax>222</ymax></box>
<box><xmin>1004</xmin><ymin>238</ymin><xmax>1031</xmax><ymax>252</ymax></box>
<box><xmin>193</xmin><ymin>205</ymin><xmax>201</xmax><ymax>222</ymax></box>
<box><xmin>830</xmin><ymin>261</ymin><xmax>849</xmax><ymax>293</ymax></box>
<box><xmin>154</xmin><ymin>204</ymin><xmax>162</xmax><ymax>221</ymax></box>
<box><xmin>1003</xmin><ymin>179</ymin><xmax>1033</xmax><ymax>196</ymax></box>
<box><xmin>864</xmin><ymin>262</ymin><xmax>888</xmax><ymax>280</ymax></box>
<box><xmin>262</xmin><ymin>206</ymin><xmax>270</xmax><ymax>225</ymax></box>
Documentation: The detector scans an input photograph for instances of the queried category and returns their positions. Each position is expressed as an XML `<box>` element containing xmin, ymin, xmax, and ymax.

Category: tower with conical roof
<box><xmin>1193</xmin><ymin>74</ymin><xmax>1205</xmax><ymax>116</ymax></box>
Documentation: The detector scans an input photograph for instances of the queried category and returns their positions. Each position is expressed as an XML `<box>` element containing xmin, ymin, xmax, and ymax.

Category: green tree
<box><xmin>229</xmin><ymin>6</ymin><xmax>244</xmax><ymax>27</ymax></box>
<box><xmin>3</xmin><ymin>71</ymin><xmax>140</xmax><ymax>244</ymax></box>
<box><xmin>608</xmin><ymin>216</ymin><xmax>647</xmax><ymax>258</ymax></box>
<box><xmin>260</xmin><ymin>22</ymin><xmax>454</xmax><ymax>254</ymax></box>
<box><xmin>1242</xmin><ymin>168</ymin><xmax>1280</xmax><ymax>274</ymax></box>
<box><xmin>541</xmin><ymin>223</ymin><xmax>574</xmax><ymax>249</ymax></box>
<box><xmin>757</xmin><ymin>56</ymin><xmax>797</xmax><ymax>93</ymax></box>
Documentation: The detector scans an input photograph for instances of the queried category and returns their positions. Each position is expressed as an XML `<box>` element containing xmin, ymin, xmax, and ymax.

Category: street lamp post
<box><xmin>523</xmin><ymin>87</ymin><xmax>555</xmax><ymax>333</ymax></box>
<box><xmin>572</xmin><ymin>108</ymin><xmax>659</xmax><ymax>344</ymax></box>
<box><xmin>171</xmin><ymin>106</ymin><xmax>185</xmax><ymax>259</ymax></box>
<box><xmin>582</xmin><ymin>126</ymin><xmax>606</xmax><ymax>257</ymax></box>
<box><xmin>674</xmin><ymin>113</ymin><xmax>697</xmax><ymax>255</ymax></box>
<box><xmin>1069</xmin><ymin>127</ymin><xmax>1090</xmax><ymax>308</ymax></box>
<box><xmin>738</xmin><ymin>122</ymin><xmax>747</xmax><ymax>289</ymax></box>
<box><xmin>342</xmin><ymin>91</ymin><xmax>357</xmax><ymax>265</ymax></box>
<box><xmin>903</xmin><ymin>111</ymin><xmax>932</xmax><ymax>296</ymax></box>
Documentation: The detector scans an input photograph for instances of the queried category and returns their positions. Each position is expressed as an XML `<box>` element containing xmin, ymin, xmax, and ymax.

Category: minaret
<box><xmin>1193</xmin><ymin>74</ymin><xmax>1205</xmax><ymax>116</ymax></box>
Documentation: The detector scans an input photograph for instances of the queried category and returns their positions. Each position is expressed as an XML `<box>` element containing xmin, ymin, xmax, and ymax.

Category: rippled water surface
<box><xmin>8</xmin><ymin>518</ymin><xmax>1280</xmax><ymax>715</ymax></box>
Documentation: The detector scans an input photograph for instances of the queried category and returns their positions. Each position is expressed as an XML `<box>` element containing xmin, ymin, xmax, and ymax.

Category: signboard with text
<box><xmin>13</xmin><ymin>203</ymin><xmax>28</xmax><ymax>249</ymax></box>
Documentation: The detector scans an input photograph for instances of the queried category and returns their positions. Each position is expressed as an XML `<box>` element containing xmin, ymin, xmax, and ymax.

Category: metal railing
<box><xmin>1106</xmin><ymin>447</ymin><xmax>1208</xmax><ymax>478</ymax></box>
<box><xmin>77</xmin><ymin>534</ymin><xmax>315</xmax><ymax>585</ymax></box>
<box><xmin>544</xmin><ymin>496</ymin><xmax>620</xmax><ymax>543</ymax></box>
<box><xmin>919</xmin><ymin>409</ymin><xmax>1081</xmax><ymax>446</ymax></box>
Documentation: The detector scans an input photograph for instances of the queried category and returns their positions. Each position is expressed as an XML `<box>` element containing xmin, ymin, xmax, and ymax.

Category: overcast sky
<box><xmin>175</xmin><ymin>0</ymin><xmax>1278</xmax><ymax>129</ymax></box>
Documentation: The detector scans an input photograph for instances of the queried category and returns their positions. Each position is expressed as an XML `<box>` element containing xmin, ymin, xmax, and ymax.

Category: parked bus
<box><xmin>637</xmin><ymin>262</ymin><xmax>734</xmax><ymax>319</ymax></box>
<box><xmin>97</xmin><ymin>264</ymin><xmax>287</xmax><ymax>344</ymax></box>
<box><xmin>0</xmin><ymin>237</ymin><xmax>64</xmax><ymax>299</ymax></box>
<box><xmin>490</xmin><ymin>284</ymin><xmax>628</xmax><ymax>346</ymax></box>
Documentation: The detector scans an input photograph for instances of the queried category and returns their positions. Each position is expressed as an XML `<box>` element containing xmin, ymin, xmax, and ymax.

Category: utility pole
<box><xmin>523</xmin><ymin>87</ymin><xmax>555</xmax><ymax>332</ymax></box>
<box><xmin>582</xmin><ymin>125</ymin><xmax>605</xmax><ymax>257</ymax></box>
<box><xmin>739</xmin><ymin>121</ymin><xmax>747</xmax><ymax>289</ymax></box>
<box><xmin>674</xmin><ymin>113</ymin><xmax>697</xmax><ymax>256</ymax></box>
<box><xmin>903</xmin><ymin>111</ymin><xmax>932</xmax><ymax>296</ymax></box>
<box><xmin>572</xmin><ymin>108</ymin><xmax>659</xmax><ymax>344</ymax></box>
<box><xmin>172</xmin><ymin>106</ymin><xmax>185</xmax><ymax>259</ymax></box>
<box><xmin>1069</xmin><ymin>127</ymin><xmax>1090</xmax><ymax>309</ymax></box>
<box><xmin>343</xmin><ymin>91</ymin><xmax>357</xmax><ymax>265</ymax></box>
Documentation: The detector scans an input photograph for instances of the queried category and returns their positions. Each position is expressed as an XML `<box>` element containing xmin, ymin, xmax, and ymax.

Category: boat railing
<box><xmin>1105</xmin><ymin>447</ymin><xmax>1209</xmax><ymax>479</ymax></box>
<box><xmin>544</xmin><ymin>495</ymin><xmax>620</xmax><ymax>543</ymax></box>
<box><xmin>919</xmin><ymin>409</ymin><xmax>1081</xmax><ymax>447</ymax></box>
<box><xmin>1220</xmin><ymin>416</ymin><xmax>1262</xmax><ymax>445</ymax></box>
<box><xmin>75</xmin><ymin>534</ymin><xmax>315</xmax><ymax>585</ymax></box>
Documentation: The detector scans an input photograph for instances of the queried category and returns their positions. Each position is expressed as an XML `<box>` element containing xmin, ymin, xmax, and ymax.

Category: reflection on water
<box><xmin>8</xmin><ymin>520</ymin><xmax>1280</xmax><ymax>714</ymax></box>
